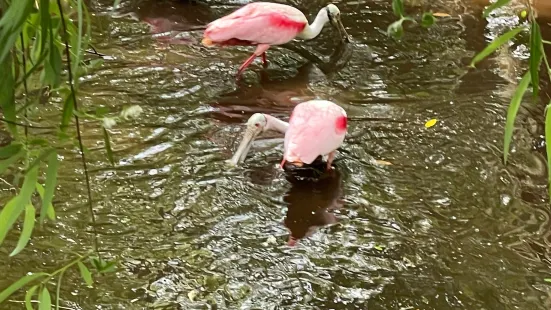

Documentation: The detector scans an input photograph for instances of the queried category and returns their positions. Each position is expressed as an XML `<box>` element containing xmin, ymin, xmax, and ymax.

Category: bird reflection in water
<box><xmin>282</xmin><ymin>165</ymin><xmax>344</xmax><ymax>246</ymax></box>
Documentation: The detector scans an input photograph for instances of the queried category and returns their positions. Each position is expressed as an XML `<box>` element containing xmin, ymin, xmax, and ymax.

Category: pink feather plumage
<box><xmin>203</xmin><ymin>2</ymin><xmax>307</xmax><ymax>46</ymax></box>
<box><xmin>282</xmin><ymin>100</ymin><xmax>347</xmax><ymax>167</ymax></box>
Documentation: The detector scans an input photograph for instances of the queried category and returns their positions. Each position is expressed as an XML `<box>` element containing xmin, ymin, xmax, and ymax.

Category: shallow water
<box><xmin>2</xmin><ymin>0</ymin><xmax>551</xmax><ymax>309</ymax></box>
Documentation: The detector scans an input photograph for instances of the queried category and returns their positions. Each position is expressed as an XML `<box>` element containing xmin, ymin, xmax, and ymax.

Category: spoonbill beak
<box><xmin>228</xmin><ymin>125</ymin><xmax>262</xmax><ymax>166</ymax></box>
<box><xmin>331</xmin><ymin>16</ymin><xmax>350</xmax><ymax>43</ymax></box>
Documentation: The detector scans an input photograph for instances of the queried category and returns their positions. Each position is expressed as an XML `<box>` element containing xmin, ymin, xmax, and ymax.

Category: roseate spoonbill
<box><xmin>228</xmin><ymin>100</ymin><xmax>347</xmax><ymax>171</ymax></box>
<box><xmin>201</xmin><ymin>2</ymin><xmax>350</xmax><ymax>79</ymax></box>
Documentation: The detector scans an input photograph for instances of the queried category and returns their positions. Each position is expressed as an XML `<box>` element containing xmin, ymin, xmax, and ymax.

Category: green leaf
<box><xmin>103</xmin><ymin>128</ymin><xmax>115</xmax><ymax>166</ymax></box>
<box><xmin>0</xmin><ymin>0</ymin><xmax>34</xmax><ymax>64</ymax></box>
<box><xmin>77</xmin><ymin>262</ymin><xmax>93</xmax><ymax>287</ymax></box>
<box><xmin>387</xmin><ymin>19</ymin><xmax>404</xmax><ymax>38</ymax></box>
<box><xmin>60</xmin><ymin>94</ymin><xmax>74</xmax><ymax>131</ymax></box>
<box><xmin>421</xmin><ymin>12</ymin><xmax>436</xmax><ymax>28</ymax></box>
<box><xmin>55</xmin><ymin>271</ymin><xmax>65</xmax><ymax>310</ymax></box>
<box><xmin>0</xmin><ymin>165</ymin><xmax>39</xmax><ymax>246</ymax></box>
<box><xmin>71</xmin><ymin>0</ymin><xmax>84</xmax><ymax>83</ymax></box>
<box><xmin>0</xmin><ymin>143</ymin><xmax>22</xmax><ymax>159</ymax></box>
<box><xmin>25</xmin><ymin>285</ymin><xmax>38</xmax><ymax>310</ymax></box>
<box><xmin>504</xmin><ymin>72</ymin><xmax>531</xmax><ymax>164</ymax></box>
<box><xmin>529</xmin><ymin>22</ymin><xmax>542</xmax><ymax>99</ymax></box>
<box><xmin>0</xmin><ymin>148</ymin><xmax>25</xmax><ymax>175</ymax></box>
<box><xmin>545</xmin><ymin>104</ymin><xmax>551</xmax><ymax>200</ymax></box>
<box><xmin>545</xmin><ymin>278</ymin><xmax>551</xmax><ymax>283</ymax></box>
<box><xmin>113</xmin><ymin>0</ymin><xmax>122</xmax><ymax>10</ymax></box>
<box><xmin>391</xmin><ymin>0</ymin><xmax>405</xmax><ymax>18</ymax></box>
<box><xmin>40</xmin><ymin>151</ymin><xmax>59</xmax><ymax>223</ymax></box>
<box><xmin>39</xmin><ymin>287</ymin><xmax>51</xmax><ymax>310</ymax></box>
<box><xmin>0</xmin><ymin>273</ymin><xmax>48</xmax><ymax>304</ymax></box>
<box><xmin>39</xmin><ymin>0</ymin><xmax>51</xmax><ymax>55</ymax></box>
<box><xmin>91</xmin><ymin>257</ymin><xmax>117</xmax><ymax>273</ymax></box>
<box><xmin>483</xmin><ymin>0</ymin><xmax>512</xmax><ymax>18</ymax></box>
<box><xmin>0</xmin><ymin>50</ymin><xmax>16</xmax><ymax>135</ymax></box>
<box><xmin>36</xmin><ymin>183</ymin><xmax>56</xmax><ymax>221</ymax></box>
<box><xmin>470</xmin><ymin>27</ymin><xmax>524</xmax><ymax>67</ymax></box>
<box><xmin>27</xmin><ymin>148</ymin><xmax>56</xmax><ymax>175</ymax></box>
<box><xmin>10</xmin><ymin>204</ymin><xmax>36</xmax><ymax>256</ymax></box>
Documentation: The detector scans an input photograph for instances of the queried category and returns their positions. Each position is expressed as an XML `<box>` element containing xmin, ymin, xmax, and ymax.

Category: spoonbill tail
<box><xmin>229</xmin><ymin>100</ymin><xmax>347</xmax><ymax>171</ymax></box>
<box><xmin>202</xmin><ymin>2</ymin><xmax>350</xmax><ymax>79</ymax></box>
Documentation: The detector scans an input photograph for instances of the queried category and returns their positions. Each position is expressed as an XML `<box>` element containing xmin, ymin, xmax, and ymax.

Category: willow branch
<box><xmin>56</xmin><ymin>0</ymin><xmax>101</xmax><ymax>260</ymax></box>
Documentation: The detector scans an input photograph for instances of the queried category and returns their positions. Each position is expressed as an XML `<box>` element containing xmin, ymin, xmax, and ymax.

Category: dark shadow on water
<box><xmin>283</xmin><ymin>168</ymin><xmax>344</xmax><ymax>246</ymax></box>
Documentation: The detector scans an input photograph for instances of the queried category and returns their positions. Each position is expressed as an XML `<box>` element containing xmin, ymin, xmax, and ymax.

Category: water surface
<box><xmin>2</xmin><ymin>0</ymin><xmax>551</xmax><ymax>309</ymax></box>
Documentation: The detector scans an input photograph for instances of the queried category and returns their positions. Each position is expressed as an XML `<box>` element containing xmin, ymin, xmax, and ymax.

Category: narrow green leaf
<box><xmin>77</xmin><ymin>262</ymin><xmax>93</xmax><ymax>287</ymax></box>
<box><xmin>0</xmin><ymin>165</ymin><xmax>39</xmax><ymax>246</ymax></box>
<box><xmin>545</xmin><ymin>278</ymin><xmax>551</xmax><ymax>283</ymax></box>
<box><xmin>25</xmin><ymin>285</ymin><xmax>38</xmax><ymax>310</ymax></box>
<box><xmin>470</xmin><ymin>27</ymin><xmax>524</xmax><ymax>67</ymax></box>
<box><xmin>55</xmin><ymin>271</ymin><xmax>64</xmax><ymax>310</ymax></box>
<box><xmin>0</xmin><ymin>149</ymin><xmax>25</xmax><ymax>175</ymax></box>
<box><xmin>0</xmin><ymin>143</ymin><xmax>22</xmax><ymax>159</ymax></box>
<box><xmin>102</xmin><ymin>128</ymin><xmax>115</xmax><ymax>166</ymax></box>
<box><xmin>40</xmin><ymin>151</ymin><xmax>59</xmax><ymax>223</ymax></box>
<box><xmin>60</xmin><ymin>94</ymin><xmax>74</xmax><ymax>131</ymax></box>
<box><xmin>39</xmin><ymin>287</ymin><xmax>51</xmax><ymax>310</ymax></box>
<box><xmin>113</xmin><ymin>0</ymin><xmax>122</xmax><ymax>10</ymax></box>
<box><xmin>39</xmin><ymin>0</ymin><xmax>51</xmax><ymax>55</ymax></box>
<box><xmin>483</xmin><ymin>0</ymin><xmax>512</xmax><ymax>18</ymax></box>
<box><xmin>421</xmin><ymin>12</ymin><xmax>436</xmax><ymax>28</ymax></box>
<box><xmin>0</xmin><ymin>273</ymin><xmax>48</xmax><ymax>304</ymax></box>
<box><xmin>504</xmin><ymin>72</ymin><xmax>531</xmax><ymax>164</ymax></box>
<box><xmin>10</xmin><ymin>204</ymin><xmax>36</xmax><ymax>256</ymax></box>
<box><xmin>0</xmin><ymin>48</ymin><xmax>17</xmax><ymax>135</ymax></box>
<box><xmin>27</xmin><ymin>148</ymin><xmax>55</xmax><ymax>175</ymax></box>
<box><xmin>545</xmin><ymin>104</ymin><xmax>551</xmax><ymax>200</ymax></box>
<box><xmin>71</xmin><ymin>0</ymin><xmax>84</xmax><ymax>83</ymax></box>
<box><xmin>391</xmin><ymin>0</ymin><xmax>404</xmax><ymax>17</ymax></box>
<box><xmin>387</xmin><ymin>19</ymin><xmax>404</xmax><ymax>38</ymax></box>
<box><xmin>36</xmin><ymin>183</ymin><xmax>56</xmax><ymax>221</ymax></box>
<box><xmin>529</xmin><ymin>22</ymin><xmax>542</xmax><ymax>99</ymax></box>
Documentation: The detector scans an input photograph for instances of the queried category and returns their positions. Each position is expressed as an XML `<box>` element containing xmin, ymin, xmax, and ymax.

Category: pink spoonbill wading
<box><xmin>201</xmin><ymin>2</ymin><xmax>350</xmax><ymax>79</ymax></box>
<box><xmin>228</xmin><ymin>100</ymin><xmax>348</xmax><ymax>171</ymax></box>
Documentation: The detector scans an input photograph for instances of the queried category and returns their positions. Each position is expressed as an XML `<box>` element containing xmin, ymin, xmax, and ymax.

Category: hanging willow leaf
<box><xmin>504</xmin><ymin>72</ymin><xmax>531</xmax><ymax>164</ymax></box>
<box><xmin>483</xmin><ymin>0</ymin><xmax>512</xmax><ymax>18</ymax></box>
<box><xmin>39</xmin><ymin>287</ymin><xmax>51</xmax><ymax>310</ymax></box>
<box><xmin>40</xmin><ymin>151</ymin><xmax>58</xmax><ymax>223</ymax></box>
<box><xmin>0</xmin><ymin>148</ymin><xmax>25</xmax><ymax>175</ymax></box>
<box><xmin>529</xmin><ymin>22</ymin><xmax>542</xmax><ymax>99</ymax></box>
<box><xmin>0</xmin><ymin>273</ymin><xmax>48</xmax><ymax>303</ymax></box>
<box><xmin>546</xmin><ymin>104</ymin><xmax>551</xmax><ymax>200</ymax></box>
<box><xmin>470</xmin><ymin>27</ymin><xmax>524</xmax><ymax>67</ymax></box>
<box><xmin>0</xmin><ymin>143</ymin><xmax>22</xmax><ymax>159</ymax></box>
<box><xmin>102</xmin><ymin>128</ymin><xmax>115</xmax><ymax>166</ymax></box>
<box><xmin>39</xmin><ymin>0</ymin><xmax>51</xmax><ymax>54</ymax></box>
<box><xmin>0</xmin><ymin>165</ymin><xmax>39</xmax><ymax>246</ymax></box>
<box><xmin>36</xmin><ymin>183</ymin><xmax>56</xmax><ymax>221</ymax></box>
<box><xmin>60</xmin><ymin>94</ymin><xmax>74</xmax><ymax>131</ymax></box>
<box><xmin>0</xmin><ymin>49</ymin><xmax>16</xmax><ymax>134</ymax></box>
<box><xmin>0</xmin><ymin>0</ymin><xmax>34</xmax><ymax>63</ymax></box>
<box><xmin>10</xmin><ymin>204</ymin><xmax>36</xmax><ymax>256</ymax></box>
<box><xmin>55</xmin><ymin>271</ymin><xmax>65</xmax><ymax>310</ymax></box>
<box><xmin>27</xmin><ymin>148</ymin><xmax>56</xmax><ymax>174</ymax></box>
<box><xmin>113</xmin><ymin>0</ymin><xmax>122</xmax><ymax>10</ymax></box>
<box><xmin>77</xmin><ymin>262</ymin><xmax>93</xmax><ymax>287</ymax></box>
<box><xmin>25</xmin><ymin>285</ymin><xmax>38</xmax><ymax>310</ymax></box>
<box><xmin>391</xmin><ymin>0</ymin><xmax>405</xmax><ymax>17</ymax></box>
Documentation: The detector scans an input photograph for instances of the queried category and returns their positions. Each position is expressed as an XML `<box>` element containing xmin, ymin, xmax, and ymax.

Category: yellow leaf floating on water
<box><xmin>433</xmin><ymin>12</ymin><xmax>451</xmax><ymax>17</ymax></box>
<box><xmin>425</xmin><ymin>118</ymin><xmax>437</xmax><ymax>128</ymax></box>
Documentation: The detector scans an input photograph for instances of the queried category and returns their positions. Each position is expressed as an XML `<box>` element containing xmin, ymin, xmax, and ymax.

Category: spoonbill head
<box><xmin>228</xmin><ymin>113</ymin><xmax>289</xmax><ymax>166</ymax></box>
<box><xmin>202</xmin><ymin>2</ymin><xmax>350</xmax><ymax>79</ymax></box>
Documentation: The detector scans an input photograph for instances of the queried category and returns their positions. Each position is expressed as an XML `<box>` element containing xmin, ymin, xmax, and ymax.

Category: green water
<box><xmin>2</xmin><ymin>0</ymin><xmax>551</xmax><ymax>309</ymax></box>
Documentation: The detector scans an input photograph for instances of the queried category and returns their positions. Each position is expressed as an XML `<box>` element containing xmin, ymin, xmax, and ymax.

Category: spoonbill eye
<box><xmin>255</xmin><ymin>123</ymin><xmax>260</xmax><ymax>127</ymax></box>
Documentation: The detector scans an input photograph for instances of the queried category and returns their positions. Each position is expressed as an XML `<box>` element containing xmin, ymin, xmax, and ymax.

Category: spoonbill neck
<box><xmin>297</xmin><ymin>8</ymin><xmax>330</xmax><ymax>40</ymax></box>
<box><xmin>265</xmin><ymin>114</ymin><xmax>289</xmax><ymax>134</ymax></box>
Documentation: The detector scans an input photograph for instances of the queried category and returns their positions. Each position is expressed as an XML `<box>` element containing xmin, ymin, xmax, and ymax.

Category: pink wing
<box><xmin>283</xmin><ymin>100</ymin><xmax>347</xmax><ymax>164</ymax></box>
<box><xmin>204</xmin><ymin>2</ymin><xmax>307</xmax><ymax>45</ymax></box>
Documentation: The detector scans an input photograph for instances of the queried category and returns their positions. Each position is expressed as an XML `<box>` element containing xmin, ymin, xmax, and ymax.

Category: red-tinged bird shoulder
<box><xmin>335</xmin><ymin>116</ymin><xmax>347</xmax><ymax>134</ymax></box>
